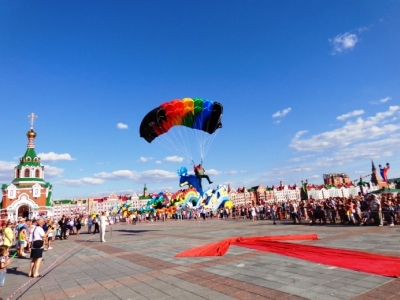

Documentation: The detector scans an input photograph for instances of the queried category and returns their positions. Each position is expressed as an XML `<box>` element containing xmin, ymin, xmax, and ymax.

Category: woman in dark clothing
<box><xmin>76</xmin><ymin>217</ymin><xmax>82</xmax><ymax>235</ymax></box>
<box><xmin>58</xmin><ymin>216</ymin><xmax>68</xmax><ymax>240</ymax></box>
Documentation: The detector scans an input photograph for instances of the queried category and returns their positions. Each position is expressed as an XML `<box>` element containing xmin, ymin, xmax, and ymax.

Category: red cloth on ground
<box><xmin>175</xmin><ymin>234</ymin><xmax>318</xmax><ymax>257</ymax></box>
<box><xmin>175</xmin><ymin>234</ymin><xmax>400</xmax><ymax>278</ymax></box>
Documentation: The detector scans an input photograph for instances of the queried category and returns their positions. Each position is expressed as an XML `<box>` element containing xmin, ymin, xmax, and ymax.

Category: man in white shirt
<box><xmin>369</xmin><ymin>195</ymin><xmax>383</xmax><ymax>226</ymax></box>
<box><xmin>290</xmin><ymin>201</ymin><xmax>301</xmax><ymax>224</ymax></box>
<box><xmin>100</xmin><ymin>212</ymin><xmax>109</xmax><ymax>242</ymax></box>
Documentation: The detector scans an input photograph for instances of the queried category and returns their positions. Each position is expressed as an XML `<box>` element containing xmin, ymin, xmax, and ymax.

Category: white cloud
<box><xmin>273</xmin><ymin>120</ymin><xmax>281</xmax><ymax>125</ymax></box>
<box><xmin>370</xmin><ymin>96</ymin><xmax>392</xmax><ymax>105</ymax></box>
<box><xmin>291</xmin><ymin>106</ymin><xmax>400</xmax><ymax>152</ymax></box>
<box><xmin>94</xmin><ymin>169</ymin><xmax>177</xmax><ymax>183</ymax></box>
<box><xmin>206</xmin><ymin>169</ymin><xmax>222</xmax><ymax>176</ymax></box>
<box><xmin>330</xmin><ymin>32</ymin><xmax>358</xmax><ymax>54</ymax></box>
<box><xmin>225</xmin><ymin>170</ymin><xmax>238</xmax><ymax>175</ymax></box>
<box><xmin>310</xmin><ymin>175</ymin><xmax>320</xmax><ymax>179</ymax></box>
<box><xmin>139</xmin><ymin>170</ymin><xmax>177</xmax><ymax>182</ymax></box>
<box><xmin>155</xmin><ymin>160</ymin><xmax>162</xmax><ymax>164</ymax></box>
<box><xmin>58</xmin><ymin>177</ymin><xmax>104</xmax><ymax>187</ymax></box>
<box><xmin>43</xmin><ymin>165</ymin><xmax>64</xmax><ymax>178</ymax></box>
<box><xmin>286</xmin><ymin>134</ymin><xmax>400</xmax><ymax>178</ymax></box>
<box><xmin>38</xmin><ymin>152</ymin><xmax>75</xmax><ymax>162</ymax></box>
<box><xmin>293</xmin><ymin>130</ymin><xmax>308</xmax><ymax>140</ymax></box>
<box><xmin>272</xmin><ymin>108</ymin><xmax>291</xmax><ymax>118</ymax></box>
<box><xmin>0</xmin><ymin>161</ymin><xmax>16</xmax><ymax>181</ymax></box>
<box><xmin>380</xmin><ymin>97</ymin><xmax>391</xmax><ymax>103</ymax></box>
<box><xmin>95</xmin><ymin>170</ymin><xmax>136</xmax><ymax>179</ymax></box>
<box><xmin>117</xmin><ymin>123</ymin><xmax>128</xmax><ymax>129</ymax></box>
<box><xmin>164</xmin><ymin>156</ymin><xmax>184</xmax><ymax>163</ymax></box>
<box><xmin>288</xmin><ymin>155</ymin><xmax>314</xmax><ymax>162</ymax></box>
<box><xmin>138</xmin><ymin>157</ymin><xmax>153</xmax><ymax>163</ymax></box>
<box><xmin>336</xmin><ymin>110</ymin><xmax>364</xmax><ymax>121</ymax></box>
<box><xmin>354</xmin><ymin>170</ymin><xmax>367</xmax><ymax>174</ymax></box>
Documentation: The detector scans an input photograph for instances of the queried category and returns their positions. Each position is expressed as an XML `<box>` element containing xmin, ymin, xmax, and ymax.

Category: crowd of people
<box><xmin>0</xmin><ymin>212</ymin><xmax>112</xmax><ymax>296</ymax></box>
<box><xmin>123</xmin><ymin>193</ymin><xmax>400</xmax><ymax>227</ymax></box>
<box><xmin>232</xmin><ymin>193</ymin><xmax>400</xmax><ymax>226</ymax></box>
<box><xmin>0</xmin><ymin>192</ymin><xmax>397</xmax><ymax>297</ymax></box>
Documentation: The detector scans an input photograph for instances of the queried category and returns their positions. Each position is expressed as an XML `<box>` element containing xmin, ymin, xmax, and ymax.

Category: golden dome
<box><xmin>26</xmin><ymin>129</ymin><xmax>37</xmax><ymax>139</ymax></box>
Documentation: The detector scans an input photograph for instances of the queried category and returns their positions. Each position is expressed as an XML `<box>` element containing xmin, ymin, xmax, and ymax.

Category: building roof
<box><xmin>17</xmin><ymin>148</ymin><xmax>41</xmax><ymax>167</ymax></box>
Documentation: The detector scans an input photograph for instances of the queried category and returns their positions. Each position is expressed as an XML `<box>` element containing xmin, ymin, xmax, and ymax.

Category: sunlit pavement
<box><xmin>3</xmin><ymin>218</ymin><xmax>400</xmax><ymax>300</ymax></box>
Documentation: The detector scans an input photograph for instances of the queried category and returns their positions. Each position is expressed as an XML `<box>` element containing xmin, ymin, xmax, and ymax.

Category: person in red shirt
<box><xmin>193</xmin><ymin>164</ymin><xmax>213</xmax><ymax>188</ymax></box>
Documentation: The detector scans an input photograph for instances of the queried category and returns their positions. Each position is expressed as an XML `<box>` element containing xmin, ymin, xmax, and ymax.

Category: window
<box><xmin>16</xmin><ymin>169</ymin><xmax>20</xmax><ymax>178</ymax></box>
<box><xmin>24</xmin><ymin>169</ymin><xmax>30</xmax><ymax>177</ymax></box>
<box><xmin>35</xmin><ymin>169</ymin><xmax>40</xmax><ymax>178</ymax></box>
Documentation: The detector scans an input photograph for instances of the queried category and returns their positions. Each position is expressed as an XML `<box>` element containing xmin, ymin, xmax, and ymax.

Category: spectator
<box><xmin>29</xmin><ymin>218</ymin><xmax>47</xmax><ymax>278</ymax></box>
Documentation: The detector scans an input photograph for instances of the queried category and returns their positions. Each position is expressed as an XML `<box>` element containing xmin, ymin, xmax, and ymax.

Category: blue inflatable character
<box><xmin>177</xmin><ymin>166</ymin><xmax>203</xmax><ymax>195</ymax></box>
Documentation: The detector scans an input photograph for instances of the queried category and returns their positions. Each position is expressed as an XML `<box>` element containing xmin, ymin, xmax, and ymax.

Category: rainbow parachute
<box><xmin>140</xmin><ymin>98</ymin><xmax>223</xmax><ymax>143</ymax></box>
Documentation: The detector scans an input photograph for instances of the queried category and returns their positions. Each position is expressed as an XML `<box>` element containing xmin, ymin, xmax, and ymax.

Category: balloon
<box><xmin>224</xmin><ymin>200</ymin><xmax>234</xmax><ymax>210</ymax></box>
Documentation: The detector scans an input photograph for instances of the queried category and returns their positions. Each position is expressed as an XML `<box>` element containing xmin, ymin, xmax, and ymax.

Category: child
<box><xmin>17</xmin><ymin>227</ymin><xmax>27</xmax><ymax>258</ymax></box>
<box><xmin>0</xmin><ymin>245</ymin><xmax>13</xmax><ymax>293</ymax></box>
<box><xmin>45</xmin><ymin>223</ymin><xmax>55</xmax><ymax>250</ymax></box>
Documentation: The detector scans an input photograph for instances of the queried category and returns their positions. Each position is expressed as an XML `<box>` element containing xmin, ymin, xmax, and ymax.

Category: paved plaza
<box><xmin>3</xmin><ymin>219</ymin><xmax>400</xmax><ymax>300</ymax></box>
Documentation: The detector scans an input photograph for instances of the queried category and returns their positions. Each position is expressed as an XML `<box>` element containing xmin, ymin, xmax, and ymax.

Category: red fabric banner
<box><xmin>175</xmin><ymin>234</ymin><xmax>400</xmax><ymax>278</ymax></box>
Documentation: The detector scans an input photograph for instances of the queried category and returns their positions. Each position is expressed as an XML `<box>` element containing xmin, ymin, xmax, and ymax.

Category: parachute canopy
<box><xmin>140</xmin><ymin>98</ymin><xmax>223</xmax><ymax>143</ymax></box>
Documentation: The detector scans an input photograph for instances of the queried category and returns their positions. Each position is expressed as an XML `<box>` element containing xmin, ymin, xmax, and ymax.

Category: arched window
<box><xmin>16</xmin><ymin>169</ymin><xmax>20</xmax><ymax>178</ymax></box>
<box><xmin>34</xmin><ymin>157</ymin><xmax>38</xmax><ymax>162</ymax></box>
<box><xmin>35</xmin><ymin>169</ymin><xmax>40</xmax><ymax>178</ymax></box>
<box><xmin>26</xmin><ymin>157</ymin><xmax>31</xmax><ymax>162</ymax></box>
<box><xmin>24</xmin><ymin>169</ymin><xmax>30</xmax><ymax>177</ymax></box>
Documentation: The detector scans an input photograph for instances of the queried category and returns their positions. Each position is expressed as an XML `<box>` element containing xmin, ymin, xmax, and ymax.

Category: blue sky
<box><xmin>1</xmin><ymin>1</ymin><xmax>400</xmax><ymax>199</ymax></box>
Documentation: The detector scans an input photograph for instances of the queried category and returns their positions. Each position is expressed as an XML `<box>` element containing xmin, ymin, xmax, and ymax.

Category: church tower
<box><xmin>1</xmin><ymin>113</ymin><xmax>54</xmax><ymax>220</ymax></box>
<box><xmin>370</xmin><ymin>159</ymin><xmax>387</xmax><ymax>188</ymax></box>
<box><xmin>143</xmin><ymin>184</ymin><xmax>149</xmax><ymax>198</ymax></box>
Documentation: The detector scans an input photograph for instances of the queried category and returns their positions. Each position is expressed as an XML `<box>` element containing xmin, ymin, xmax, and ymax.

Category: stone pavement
<box><xmin>2</xmin><ymin>218</ymin><xmax>400</xmax><ymax>300</ymax></box>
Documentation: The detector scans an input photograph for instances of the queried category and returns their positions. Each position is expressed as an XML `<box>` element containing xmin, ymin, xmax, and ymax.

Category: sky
<box><xmin>1</xmin><ymin>1</ymin><xmax>400</xmax><ymax>199</ymax></box>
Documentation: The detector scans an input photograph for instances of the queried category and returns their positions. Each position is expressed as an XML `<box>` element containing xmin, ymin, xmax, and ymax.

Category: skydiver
<box><xmin>193</xmin><ymin>163</ymin><xmax>213</xmax><ymax>188</ymax></box>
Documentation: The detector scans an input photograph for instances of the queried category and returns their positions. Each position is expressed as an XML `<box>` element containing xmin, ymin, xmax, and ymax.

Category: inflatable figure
<box><xmin>177</xmin><ymin>167</ymin><xmax>230</xmax><ymax>212</ymax></box>
<box><xmin>178</xmin><ymin>167</ymin><xmax>204</xmax><ymax>195</ymax></box>
<box><xmin>202</xmin><ymin>185</ymin><xmax>230</xmax><ymax>213</ymax></box>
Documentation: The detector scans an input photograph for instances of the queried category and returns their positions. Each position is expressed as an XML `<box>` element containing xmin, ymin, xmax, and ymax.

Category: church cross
<box><xmin>28</xmin><ymin>112</ymin><xmax>37</xmax><ymax>129</ymax></box>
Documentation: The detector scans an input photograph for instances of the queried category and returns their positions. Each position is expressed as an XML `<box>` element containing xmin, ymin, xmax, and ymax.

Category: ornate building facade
<box><xmin>323</xmin><ymin>173</ymin><xmax>351</xmax><ymax>185</ymax></box>
<box><xmin>228</xmin><ymin>181</ymin><xmax>301</xmax><ymax>206</ymax></box>
<box><xmin>1</xmin><ymin>113</ymin><xmax>54</xmax><ymax>221</ymax></box>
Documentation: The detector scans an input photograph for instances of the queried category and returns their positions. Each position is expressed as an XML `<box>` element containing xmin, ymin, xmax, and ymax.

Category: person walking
<box><xmin>76</xmin><ymin>216</ymin><xmax>82</xmax><ymax>235</ymax></box>
<box><xmin>271</xmin><ymin>203</ymin><xmax>277</xmax><ymax>225</ymax></box>
<box><xmin>87</xmin><ymin>216</ymin><xmax>93</xmax><ymax>233</ymax></box>
<box><xmin>251</xmin><ymin>206</ymin><xmax>257</xmax><ymax>222</ymax></box>
<box><xmin>290</xmin><ymin>201</ymin><xmax>301</xmax><ymax>224</ymax></box>
<box><xmin>99</xmin><ymin>212</ymin><xmax>109</xmax><ymax>242</ymax></box>
<box><xmin>93</xmin><ymin>215</ymin><xmax>100</xmax><ymax>234</ymax></box>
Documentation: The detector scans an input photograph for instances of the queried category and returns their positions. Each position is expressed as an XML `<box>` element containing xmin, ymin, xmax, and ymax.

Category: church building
<box><xmin>1</xmin><ymin>113</ymin><xmax>54</xmax><ymax>221</ymax></box>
